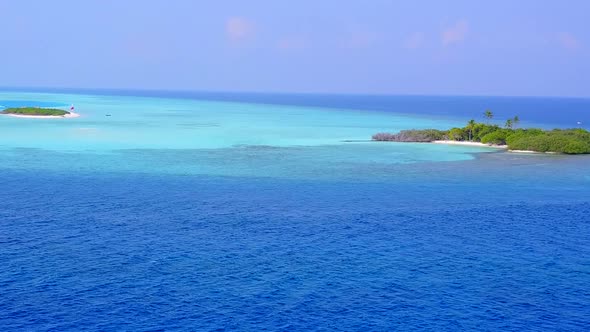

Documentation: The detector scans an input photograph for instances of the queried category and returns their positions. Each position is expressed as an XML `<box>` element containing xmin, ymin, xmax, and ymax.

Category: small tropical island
<box><xmin>1</xmin><ymin>107</ymin><xmax>79</xmax><ymax>118</ymax></box>
<box><xmin>373</xmin><ymin>111</ymin><xmax>590</xmax><ymax>154</ymax></box>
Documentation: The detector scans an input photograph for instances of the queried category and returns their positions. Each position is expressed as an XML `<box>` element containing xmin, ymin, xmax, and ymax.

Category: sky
<box><xmin>0</xmin><ymin>0</ymin><xmax>589</xmax><ymax>97</ymax></box>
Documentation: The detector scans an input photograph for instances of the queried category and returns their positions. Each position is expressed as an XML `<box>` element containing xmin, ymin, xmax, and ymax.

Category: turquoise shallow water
<box><xmin>0</xmin><ymin>91</ymin><xmax>474</xmax><ymax>154</ymax></box>
<box><xmin>0</xmin><ymin>91</ymin><xmax>589</xmax><ymax>331</ymax></box>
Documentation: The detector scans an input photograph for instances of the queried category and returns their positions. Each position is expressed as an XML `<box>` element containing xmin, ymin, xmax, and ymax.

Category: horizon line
<box><xmin>1</xmin><ymin>86</ymin><xmax>589</xmax><ymax>101</ymax></box>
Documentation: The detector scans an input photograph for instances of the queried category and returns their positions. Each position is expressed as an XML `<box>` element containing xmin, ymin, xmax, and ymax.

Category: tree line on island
<box><xmin>1</xmin><ymin>107</ymin><xmax>70</xmax><ymax>116</ymax></box>
<box><xmin>373</xmin><ymin>110</ymin><xmax>590</xmax><ymax>154</ymax></box>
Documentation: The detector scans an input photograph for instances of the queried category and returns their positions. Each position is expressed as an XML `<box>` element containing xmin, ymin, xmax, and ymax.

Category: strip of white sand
<box><xmin>509</xmin><ymin>149</ymin><xmax>538</xmax><ymax>153</ymax></box>
<box><xmin>508</xmin><ymin>149</ymin><xmax>558</xmax><ymax>154</ymax></box>
<box><xmin>432</xmin><ymin>140</ymin><xmax>507</xmax><ymax>149</ymax></box>
<box><xmin>2</xmin><ymin>112</ymin><xmax>80</xmax><ymax>119</ymax></box>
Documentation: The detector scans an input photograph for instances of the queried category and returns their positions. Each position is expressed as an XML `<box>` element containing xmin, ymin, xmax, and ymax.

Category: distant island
<box><xmin>373</xmin><ymin>111</ymin><xmax>590</xmax><ymax>154</ymax></box>
<box><xmin>1</xmin><ymin>107</ymin><xmax>79</xmax><ymax>118</ymax></box>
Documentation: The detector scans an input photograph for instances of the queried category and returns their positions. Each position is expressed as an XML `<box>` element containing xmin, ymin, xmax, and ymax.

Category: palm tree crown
<box><xmin>484</xmin><ymin>110</ymin><xmax>493</xmax><ymax>123</ymax></box>
<box><xmin>513</xmin><ymin>116</ymin><xmax>520</xmax><ymax>128</ymax></box>
<box><xmin>505</xmin><ymin>119</ymin><xmax>513</xmax><ymax>129</ymax></box>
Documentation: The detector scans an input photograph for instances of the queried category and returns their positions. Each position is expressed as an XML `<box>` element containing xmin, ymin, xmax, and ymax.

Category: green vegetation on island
<box><xmin>1</xmin><ymin>107</ymin><xmax>69</xmax><ymax>116</ymax></box>
<box><xmin>373</xmin><ymin>129</ymin><xmax>447</xmax><ymax>142</ymax></box>
<box><xmin>373</xmin><ymin>111</ymin><xmax>590</xmax><ymax>154</ymax></box>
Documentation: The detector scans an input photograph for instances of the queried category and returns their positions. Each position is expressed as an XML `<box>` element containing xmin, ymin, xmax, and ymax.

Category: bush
<box><xmin>505</xmin><ymin>129</ymin><xmax>544</xmax><ymax>145</ymax></box>
<box><xmin>372</xmin><ymin>129</ymin><xmax>447</xmax><ymax>142</ymax></box>
<box><xmin>473</xmin><ymin>124</ymin><xmax>501</xmax><ymax>141</ymax></box>
<box><xmin>507</xmin><ymin>129</ymin><xmax>590</xmax><ymax>154</ymax></box>
<box><xmin>481</xmin><ymin>130</ymin><xmax>509</xmax><ymax>145</ymax></box>
<box><xmin>448</xmin><ymin>128</ymin><xmax>466</xmax><ymax>141</ymax></box>
<box><xmin>372</xmin><ymin>133</ymin><xmax>396</xmax><ymax>141</ymax></box>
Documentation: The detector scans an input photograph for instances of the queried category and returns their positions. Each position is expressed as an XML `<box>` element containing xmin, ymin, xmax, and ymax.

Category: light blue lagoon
<box><xmin>0</xmin><ymin>91</ymin><xmax>492</xmax><ymax>165</ymax></box>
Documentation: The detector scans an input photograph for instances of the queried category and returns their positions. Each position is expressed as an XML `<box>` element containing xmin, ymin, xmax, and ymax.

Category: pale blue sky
<box><xmin>1</xmin><ymin>0</ymin><xmax>588</xmax><ymax>97</ymax></box>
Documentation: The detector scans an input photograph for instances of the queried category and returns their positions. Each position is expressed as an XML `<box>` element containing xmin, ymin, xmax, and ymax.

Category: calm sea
<box><xmin>0</xmin><ymin>90</ymin><xmax>589</xmax><ymax>331</ymax></box>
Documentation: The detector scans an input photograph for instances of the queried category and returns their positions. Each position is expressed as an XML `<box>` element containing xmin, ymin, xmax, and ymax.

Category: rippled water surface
<box><xmin>0</xmin><ymin>91</ymin><xmax>589</xmax><ymax>331</ymax></box>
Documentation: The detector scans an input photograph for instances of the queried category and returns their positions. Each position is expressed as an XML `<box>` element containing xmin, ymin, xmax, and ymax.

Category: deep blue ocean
<box><xmin>1</xmin><ymin>90</ymin><xmax>589</xmax><ymax>331</ymax></box>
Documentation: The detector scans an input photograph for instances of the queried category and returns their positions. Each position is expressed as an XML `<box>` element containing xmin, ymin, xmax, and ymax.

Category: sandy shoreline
<box><xmin>2</xmin><ymin>112</ymin><xmax>80</xmax><ymax>119</ymax></box>
<box><xmin>375</xmin><ymin>139</ymin><xmax>560</xmax><ymax>155</ymax></box>
<box><xmin>508</xmin><ymin>149</ymin><xmax>558</xmax><ymax>154</ymax></box>
<box><xmin>432</xmin><ymin>140</ymin><xmax>507</xmax><ymax>149</ymax></box>
<box><xmin>432</xmin><ymin>141</ymin><xmax>559</xmax><ymax>154</ymax></box>
<box><xmin>508</xmin><ymin>149</ymin><xmax>538</xmax><ymax>154</ymax></box>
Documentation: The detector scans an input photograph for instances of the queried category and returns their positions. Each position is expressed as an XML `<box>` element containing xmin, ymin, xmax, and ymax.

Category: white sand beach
<box><xmin>508</xmin><ymin>149</ymin><xmax>559</xmax><ymax>154</ymax></box>
<box><xmin>432</xmin><ymin>140</ymin><xmax>507</xmax><ymax>149</ymax></box>
<box><xmin>2</xmin><ymin>112</ymin><xmax>80</xmax><ymax>119</ymax></box>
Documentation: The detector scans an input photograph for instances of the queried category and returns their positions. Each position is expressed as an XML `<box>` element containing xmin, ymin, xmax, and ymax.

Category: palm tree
<box><xmin>484</xmin><ymin>110</ymin><xmax>493</xmax><ymax>124</ymax></box>
<box><xmin>467</xmin><ymin>119</ymin><xmax>476</xmax><ymax>141</ymax></box>
<box><xmin>505</xmin><ymin>119</ymin><xmax>513</xmax><ymax>129</ymax></box>
<box><xmin>513</xmin><ymin>116</ymin><xmax>520</xmax><ymax>129</ymax></box>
